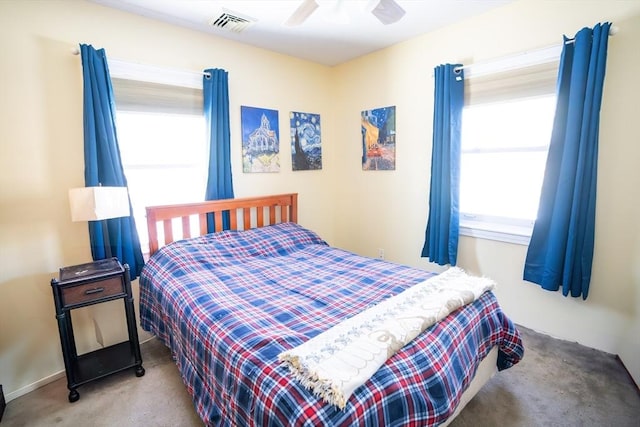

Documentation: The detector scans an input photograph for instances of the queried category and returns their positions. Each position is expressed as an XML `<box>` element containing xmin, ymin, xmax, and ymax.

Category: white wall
<box><xmin>0</xmin><ymin>0</ymin><xmax>336</xmax><ymax>400</ymax></box>
<box><xmin>332</xmin><ymin>0</ymin><xmax>640</xmax><ymax>383</ymax></box>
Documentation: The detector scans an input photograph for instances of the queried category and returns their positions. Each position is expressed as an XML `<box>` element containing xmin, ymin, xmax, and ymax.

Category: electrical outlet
<box><xmin>378</xmin><ymin>248</ymin><xmax>385</xmax><ymax>260</ymax></box>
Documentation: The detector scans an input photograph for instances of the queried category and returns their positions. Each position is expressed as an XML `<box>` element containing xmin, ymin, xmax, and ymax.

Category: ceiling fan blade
<box><xmin>371</xmin><ymin>0</ymin><xmax>406</xmax><ymax>25</ymax></box>
<box><xmin>284</xmin><ymin>0</ymin><xmax>320</xmax><ymax>27</ymax></box>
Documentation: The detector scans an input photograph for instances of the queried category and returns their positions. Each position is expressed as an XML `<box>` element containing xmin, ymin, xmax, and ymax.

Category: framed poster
<box><xmin>361</xmin><ymin>105</ymin><xmax>396</xmax><ymax>171</ymax></box>
<box><xmin>290</xmin><ymin>111</ymin><xmax>322</xmax><ymax>171</ymax></box>
<box><xmin>241</xmin><ymin>106</ymin><xmax>280</xmax><ymax>173</ymax></box>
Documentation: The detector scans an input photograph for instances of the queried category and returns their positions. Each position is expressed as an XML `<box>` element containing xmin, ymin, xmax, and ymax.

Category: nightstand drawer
<box><xmin>61</xmin><ymin>276</ymin><xmax>124</xmax><ymax>307</ymax></box>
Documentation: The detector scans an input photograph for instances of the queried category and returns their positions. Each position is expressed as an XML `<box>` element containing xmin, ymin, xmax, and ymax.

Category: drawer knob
<box><xmin>84</xmin><ymin>287</ymin><xmax>105</xmax><ymax>295</ymax></box>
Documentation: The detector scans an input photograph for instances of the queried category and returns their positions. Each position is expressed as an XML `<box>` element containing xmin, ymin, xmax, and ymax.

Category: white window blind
<box><xmin>108</xmin><ymin>58</ymin><xmax>205</xmax><ymax>115</ymax></box>
<box><xmin>112</xmin><ymin>78</ymin><xmax>203</xmax><ymax>115</ymax></box>
<box><xmin>465</xmin><ymin>61</ymin><xmax>559</xmax><ymax>105</ymax></box>
<box><xmin>463</xmin><ymin>44</ymin><xmax>561</xmax><ymax>105</ymax></box>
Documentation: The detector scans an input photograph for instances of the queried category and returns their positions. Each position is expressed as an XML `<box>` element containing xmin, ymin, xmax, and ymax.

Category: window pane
<box><xmin>460</xmin><ymin>95</ymin><xmax>555</xmax><ymax>227</ymax></box>
<box><xmin>117</xmin><ymin>111</ymin><xmax>206</xmax><ymax>251</ymax></box>
<box><xmin>118</xmin><ymin>112</ymin><xmax>205</xmax><ymax>166</ymax></box>
<box><xmin>461</xmin><ymin>96</ymin><xmax>555</xmax><ymax>151</ymax></box>
<box><xmin>460</xmin><ymin>151</ymin><xmax>547</xmax><ymax>220</ymax></box>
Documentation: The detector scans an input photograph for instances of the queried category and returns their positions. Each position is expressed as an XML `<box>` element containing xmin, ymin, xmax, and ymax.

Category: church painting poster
<box><xmin>241</xmin><ymin>106</ymin><xmax>280</xmax><ymax>173</ymax></box>
<box><xmin>361</xmin><ymin>105</ymin><xmax>396</xmax><ymax>171</ymax></box>
<box><xmin>290</xmin><ymin>111</ymin><xmax>322</xmax><ymax>171</ymax></box>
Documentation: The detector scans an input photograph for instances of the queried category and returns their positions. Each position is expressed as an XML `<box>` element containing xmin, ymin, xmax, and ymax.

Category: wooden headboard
<box><xmin>145</xmin><ymin>193</ymin><xmax>298</xmax><ymax>255</ymax></box>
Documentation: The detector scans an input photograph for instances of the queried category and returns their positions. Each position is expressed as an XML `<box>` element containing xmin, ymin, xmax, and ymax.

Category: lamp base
<box><xmin>101</xmin><ymin>219</ymin><xmax>113</xmax><ymax>260</ymax></box>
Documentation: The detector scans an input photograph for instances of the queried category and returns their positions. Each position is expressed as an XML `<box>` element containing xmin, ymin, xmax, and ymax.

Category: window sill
<box><xmin>459</xmin><ymin>220</ymin><xmax>531</xmax><ymax>246</ymax></box>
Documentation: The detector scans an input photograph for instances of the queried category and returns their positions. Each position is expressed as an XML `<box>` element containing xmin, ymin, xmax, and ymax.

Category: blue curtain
<box><xmin>524</xmin><ymin>23</ymin><xmax>611</xmax><ymax>299</ymax></box>
<box><xmin>80</xmin><ymin>44</ymin><xmax>145</xmax><ymax>279</ymax></box>
<box><xmin>203</xmin><ymin>69</ymin><xmax>234</xmax><ymax>232</ymax></box>
<box><xmin>421</xmin><ymin>64</ymin><xmax>464</xmax><ymax>266</ymax></box>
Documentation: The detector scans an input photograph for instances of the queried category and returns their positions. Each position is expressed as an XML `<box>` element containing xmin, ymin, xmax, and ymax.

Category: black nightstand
<box><xmin>51</xmin><ymin>258</ymin><xmax>145</xmax><ymax>402</ymax></box>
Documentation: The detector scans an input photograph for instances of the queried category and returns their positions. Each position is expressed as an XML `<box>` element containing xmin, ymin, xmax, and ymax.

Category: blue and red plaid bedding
<box><xmin>139</xmin><ymin>222</ymin><xmax>523</xmax><ymax>426</ymax></box>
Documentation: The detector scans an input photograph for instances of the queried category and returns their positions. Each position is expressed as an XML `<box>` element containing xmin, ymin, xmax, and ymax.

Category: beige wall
<box><xmin>0</xmin><ymin>0</ymin><xmax>336</xmax><ymax>400</ymax></box>
<box><xmin>1</xmin><ymin>0</ymin><xmax>638</xmax><ymax>402</ymax></box>
<box><xmin>333</xmin><ymin>0</ymin><xmax>640</xmax><ymax>384</ymax></box>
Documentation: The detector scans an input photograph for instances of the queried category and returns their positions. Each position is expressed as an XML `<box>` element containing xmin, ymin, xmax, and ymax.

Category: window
<box><xmin>112</xmin><ymin>77</ymin><xmax>206</xmax><ymax>253</ymax></box>
<box><xmin>458</xmin><ymin>49</ymin><xmax>560</xmax><ymax>244</ymax></box>
<box><xmin>117</xmin><ymin>112</ymin><xmax>206</xmax><ymax>252</ymax></box>
<box><xmin>460</xmin><ymin>95</ymin><xmax>555</xmax><ymax>243</ymax></box>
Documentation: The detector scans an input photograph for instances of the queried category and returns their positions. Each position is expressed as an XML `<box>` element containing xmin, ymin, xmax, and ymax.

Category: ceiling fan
<box><xmin>284</xmin><ymin>0</ymin><xmax>406</xmax><ymax>27</ymax></box>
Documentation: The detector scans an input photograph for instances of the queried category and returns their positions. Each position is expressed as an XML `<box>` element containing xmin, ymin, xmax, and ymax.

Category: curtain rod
<box><xmin>71</xmin><ymin>46</ymin><xmax>211</xmax><ymax>82</ymax></box>
<box><xmin>454</xmin><ymin>25</ymin><xmax>619</xmax><ymax>76</ymax></box>
<box><xmin>564</xmin><ymin>24</ymin><xmax>618</xmax><ymax>44</ymax></box>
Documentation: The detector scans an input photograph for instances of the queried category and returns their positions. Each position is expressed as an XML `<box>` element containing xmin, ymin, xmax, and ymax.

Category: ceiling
<box><xmin>90</xmin><ymin>0</ymin><xmax>514</xmax><ymax>66</ymax></box>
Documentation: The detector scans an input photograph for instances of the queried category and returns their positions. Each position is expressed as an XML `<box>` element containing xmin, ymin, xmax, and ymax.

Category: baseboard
<box><xmin>615</xmin><ymin>355</ymin><xmax>640</xmax><ymax>395</ymax></box>
<box><xmin>5</xmin><ymin>371</ymin><xmax>66</xmax><ymax>403</ymax></box>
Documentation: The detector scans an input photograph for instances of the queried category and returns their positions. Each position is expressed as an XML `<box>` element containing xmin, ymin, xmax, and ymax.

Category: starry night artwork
<box><xmin>290</xmin><ymin>111</ymin><xmax>322</xmax><ymax>171</ymax></box>
<box><xmin>241</xmin><ymin>106</ymin><xmax>280</xmax><ymax>173</ymax></box>
<box><xmin>361</xmin><ymin>106</ymin><xmax>396</xmax><ymax>171</ymax></box>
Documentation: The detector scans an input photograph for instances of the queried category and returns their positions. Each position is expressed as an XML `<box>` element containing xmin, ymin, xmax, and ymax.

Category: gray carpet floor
<box><xmin>2</xmin><ymin>326</ymin><xmax>639</xmax><ymax>426</ymax></box>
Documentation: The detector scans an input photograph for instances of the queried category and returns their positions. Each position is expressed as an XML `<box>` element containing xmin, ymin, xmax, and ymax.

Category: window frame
<box><xmin>108</xmin><ymin>59</ymin><xmax>208</xmax><ymax>254</ymax></box>
<box><xmin>457</xmin><ymin>46</ymin><xmax>561</xmax><ymax>245</ymax></box>
<box><xmin>459</xmin><ymin>214</ymin><xmax>533</xmax><ymax>245</ymax></box>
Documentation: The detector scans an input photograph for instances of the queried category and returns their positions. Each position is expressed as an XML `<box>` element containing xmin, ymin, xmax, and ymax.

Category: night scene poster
<box><xmin>361</xmin><ymin>106</ymin><xmax>396</xmax><ymax>171</ymax></box>
<box><xmin>241</xmin><ymin>106</ymin><xmax>280</xmax><ymax>173</ymax></box>
<box><xmin>290</xmin><ymin>111</ymin><xmax>322</xmax><ymax>171</ymax></box>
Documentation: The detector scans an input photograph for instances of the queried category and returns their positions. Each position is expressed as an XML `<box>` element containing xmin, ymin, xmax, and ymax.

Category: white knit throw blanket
<box><xmin>278</xmin><ymin>267</ymin><xmax>496</xmax><ymax>409</ymax></box>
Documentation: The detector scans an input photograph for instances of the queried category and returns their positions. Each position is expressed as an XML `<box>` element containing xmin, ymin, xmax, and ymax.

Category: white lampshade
<box><xmin>69</xmin><ymin>186</ymin><xmax>130</xmax><ymax>222</ymax></box>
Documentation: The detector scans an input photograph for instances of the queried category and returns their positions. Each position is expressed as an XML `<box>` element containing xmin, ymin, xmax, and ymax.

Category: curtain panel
<box><xmin>203</xmin><ymin>69</ymin><xmax>234</xmax><ymax>232</ymax></box>
<box><xmin>80</xmin><ymin>44</ymin><xmax>145</xmax><ymax>279</ymax></box>
<box><xmin>523</xmin><ymin>22</ymin><xmax>611</xmax><ymax>299</ymax></box>
<box><xmin>421</xmin><ymin>64</ymin><xmax>464</xmax><ymax>266</ymax></box>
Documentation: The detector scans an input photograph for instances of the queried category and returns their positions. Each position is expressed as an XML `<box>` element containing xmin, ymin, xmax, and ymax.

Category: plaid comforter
<box><xmin>139</xmin><ymin>223</ymin><xmax>523</xmax><ymax>426</ymax></box>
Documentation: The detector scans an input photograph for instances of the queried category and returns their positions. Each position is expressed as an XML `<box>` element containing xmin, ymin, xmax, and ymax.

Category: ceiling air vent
<box><xmin>209</xmin><ymin>8</ymin><xmax>256</xmax><ymax>33</ymax></box>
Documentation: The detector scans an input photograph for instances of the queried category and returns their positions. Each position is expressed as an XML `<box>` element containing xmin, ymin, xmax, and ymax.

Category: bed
<box><xmin>139</xmin><ymin>193</ymin><xmax>523</xmax><ymax>426</ymax></box>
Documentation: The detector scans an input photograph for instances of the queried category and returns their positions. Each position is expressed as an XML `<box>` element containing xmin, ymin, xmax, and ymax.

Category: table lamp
<box><xmin>68</xmin><ymin>186</ymin><xmax>130</xmax><ymax>259</ymax></box>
